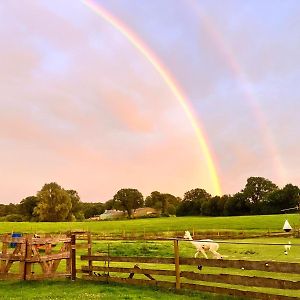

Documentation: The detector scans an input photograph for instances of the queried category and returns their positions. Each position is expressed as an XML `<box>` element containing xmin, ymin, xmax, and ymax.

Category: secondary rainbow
<box><xmin>81</xmin><ymin>0</ymin><xmax>222</xmax><ymax>195</ymax></box>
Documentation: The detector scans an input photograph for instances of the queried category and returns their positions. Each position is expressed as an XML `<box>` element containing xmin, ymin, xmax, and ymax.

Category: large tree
<box><xmin>113</xmin><ymin>188</ymin><xmax>144</xmax><ymax>218</ymax></box>
<box><xmin>242</xmin><ymin>177</ymin><xmax>278</xmax><ymax>214</ymax></box>
<box><xmin>34</xmin><ymin>182</ymin><xmax>72</xmax><ymax>222</ymax></box>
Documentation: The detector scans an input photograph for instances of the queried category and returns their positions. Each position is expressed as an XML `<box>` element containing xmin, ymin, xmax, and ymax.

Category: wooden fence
<box><xmin>80</xmin><ymin>236</ymin><xmax>300</xmax><ymax>300</ymax></box>
<box><xmin>0</xmin><ymin>234</ymin><xmax>76</xmax><ymax>280</ymax></box>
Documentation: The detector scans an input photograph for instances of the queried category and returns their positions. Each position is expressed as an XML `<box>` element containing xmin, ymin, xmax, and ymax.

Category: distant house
<box><xmin>133</xmin><ymin>207</ymin><xmax>159</xmax><ymax>218</ymax></box>
<box><xmin>100</xmin><ymin>209</ymin><xmax>125</xmax><ymax>220</ymax></box>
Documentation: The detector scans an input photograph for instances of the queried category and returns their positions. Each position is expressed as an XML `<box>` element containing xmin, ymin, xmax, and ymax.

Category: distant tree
<box><xmin>66</xmin><ymin>190</ymin><xmax>82</xmax><ymax>220</ymax></box>
<box><xmin>145</xmin><ymin>191</ymin><xmax>181</xmax><ymax>216</ymax></box>
<box><xmin>82</xmin><ymin>202</ymin><xmax>105</xmax><ymax>219</ymax></box>
<box><xmin>266</xmin><ymin>184</ymin><xmax>300</xmax><ymax>214</ymax></box>
<box><xmin>183</xmin><ymin>188</ymin><xmax>211</xmax><ymax>202</ymax></box>
<box><xmin>104</xmin><ymin>199</ymin><xmax>119</xmax><ymax>210</ymax></box>
<box><xmin>113</xmin><ymin>188</ymin><xmax>144</xmax><ymax>218</ymax></box>
<box><xmin>19</xmin><ymin>196</ymin><xmax>38</xmax><ymax>221</ymax></box>
<box><xmin>224</xmin><ymin>193</ymin><xmax>249</xmax><ymax>216</ymax></box>
<box><xmin>34</xmin><ymin>182</ymin><xmax>72</xmax><ymax>222</ymax></box>
<box><xmin>176</xmin><ymin>188</ymin><xmax>211</xmax><ymax>216</ymax></box>
<box><xmin>242</xmin><ymin>177</ymin><xmax>278</xmax><ymax>214</ymax></box>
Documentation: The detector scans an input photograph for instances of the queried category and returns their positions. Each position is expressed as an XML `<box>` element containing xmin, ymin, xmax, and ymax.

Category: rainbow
<box><xmin>189</xmin><ymin>1</ymin><xmax>286</xmax><ymax>182</ymax></box>
<box><xmin>81</xmin><ymin>0</ymin><xmax>222</xmax><ymax>195</ymax></box>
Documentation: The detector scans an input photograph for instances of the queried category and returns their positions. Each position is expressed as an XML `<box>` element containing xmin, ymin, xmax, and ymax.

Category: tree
<box><xmin>145</xmin><ymin>191</ymin><xmax>181</xmax><ymax>216</ymax></box>
<box><xmin>66</xmin><ymin>190</ymin><xmax>82</xmax><ymax>220</ymax></box>
<box><xmin>34</xmin><ymin>182</ymin><xmax>72</xmax><ymax>222</ymax></box>
<box><xmin>19</xmin><ymin>196</ymin><xmax>38</xmax><ymax>221</ymax></box>
<box><xmin>224</xmin><ymin>193</ymin><xmax>249</xmax><ymax>216</ymax></box>
<box><xmin>266</xmin><ymin>184</ymin><xmax>300</xmax><ymax>214</ymax></box>
<box><xmin>176</xmin><ymin>188</ymin><xmax>211</xmax><ymax>216</ymax></box>
<box><xmin>113</xmin><ymin>188</ymin><xmax>144</xmax><ymax>218</ymax></box>
<box><xmin>82</xmin><ymin>202</ymin><xmax>105</xmax><ymax>219</ymax></box>
<box><xmin>242</xmin><ymin>177</ymin><xmax>278</xmax><ymax>214</ymax></box>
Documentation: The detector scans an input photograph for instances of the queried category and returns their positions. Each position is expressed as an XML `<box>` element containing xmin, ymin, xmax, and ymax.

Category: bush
<box><xmin>5</xmin><ymin>214</ymin><xmax>24</xmax><ymax>222</ymax></box>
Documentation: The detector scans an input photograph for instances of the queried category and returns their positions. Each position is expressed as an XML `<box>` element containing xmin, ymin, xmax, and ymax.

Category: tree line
<box><xmin>0</xmin><ymin>177</ymin><xmax>299</xmax><ymax>222</ymax></box>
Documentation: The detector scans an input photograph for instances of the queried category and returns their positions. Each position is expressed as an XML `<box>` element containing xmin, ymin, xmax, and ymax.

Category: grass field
<box><xmin>0</xmin><ymin>214</ymin><xmax>299</xmax><ymax>299</ymax></box>
<box><xmin>0</xmin><ymin>213</ymin><xmax>299</xmax><ymax>235</ymax></box>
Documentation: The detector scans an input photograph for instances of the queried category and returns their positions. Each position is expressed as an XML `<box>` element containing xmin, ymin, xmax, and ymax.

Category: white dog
<box><xmin>183</xmin><ymin>231</ymin><xmax>222</xmax><ymax>259</ymax></box>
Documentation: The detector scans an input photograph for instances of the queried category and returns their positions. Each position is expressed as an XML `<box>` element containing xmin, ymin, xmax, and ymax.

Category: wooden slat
<box><xmin>0</xmin><ymin>236</ymin><xmax>26</xmax><ymax>243</ymax></box>
<box><xmin>0</xmin><ymin>254</ymin><xmax>25</xmax><ymax>261</ymax></box>
<box><xmin>180</xmin><ymin>258</ymin><xmax>300</xmax><ymax>274</ymax></box>
<box><xmin>81</xmin><ymin>255</ymin><xmax>174</xmax><ymax>264</ymax></box>
<box><xmin>81</xmin><ymin>266</ymin><xmax>176</xmax><ymax>276</ymax></box>
<box><xmin>30</xmin><ymin>238</ymin><xmax>71</xmax><ymax>244</ymax></box>
<box><xmin>180</xmin><ymin>283</ymin><xmax>299</xmax><ymax>300</ymax></box>
<box><xmin>26</xmin><ymin>252</ymin><xmax>70</xmax><ymax>262</ymax></box>
<box><xmin>82</xmin><ymin>274</ymin><xmax>175</xmax><ymax>289</ymax></box>
<box><xmin>181</xmin><ymin>271</ymin><xmax>300</xmax><ymax>290</ymax></box>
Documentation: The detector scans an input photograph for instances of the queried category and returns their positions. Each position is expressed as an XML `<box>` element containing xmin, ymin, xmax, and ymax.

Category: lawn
<box><xmin>0</xmin><ymin>280</ymin><xmax>241</xmax><ymax>300</ymax></box>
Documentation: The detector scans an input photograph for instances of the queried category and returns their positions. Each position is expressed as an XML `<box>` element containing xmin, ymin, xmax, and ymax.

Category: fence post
<box><xmin>23</xmin><ymin>235</ymin><xmax>32</xmax><ymax>281</ymax></box>
<box><xmin>174</xmin><ymin>239</ymin><xmax>180</xmax><ymax>290</ymax></box>
<box><xmin>87</xmin><ymin>232</ymin><xmax>92</xmax><ymax>276</ymax></box>
<box><xmin>71</xmin><ymin>234</ymin><xmax>76</xmax><ymax>281</ymax></box>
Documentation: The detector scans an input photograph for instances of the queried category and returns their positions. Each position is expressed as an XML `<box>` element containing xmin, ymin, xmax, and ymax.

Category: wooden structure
<box><xmin>0</xmin><ymin>234</ymin><xmax>76</xmax><ymax>280</ymax></box>
<box><xmin>81</xmin><ymin>237</ymin><xmax>300</xmax><ymax>300</ymax></box>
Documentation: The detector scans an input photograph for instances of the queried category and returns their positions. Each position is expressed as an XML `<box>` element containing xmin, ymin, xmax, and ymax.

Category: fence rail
<box><xmin>80</xmin><ymin>235</ymin><xmax>300</xmax><ymax>300</ymax></box>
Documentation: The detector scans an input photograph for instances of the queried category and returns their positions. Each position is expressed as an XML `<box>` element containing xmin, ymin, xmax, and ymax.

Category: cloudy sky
<box><xmin>1</xmin><ymin>0</ymin><xmax>300</xmax><ymax>203</ymax></box>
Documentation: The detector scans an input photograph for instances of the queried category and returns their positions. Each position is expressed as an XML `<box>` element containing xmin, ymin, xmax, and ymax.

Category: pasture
<box><xmin>0</xmin><ymin>213</ymin><xmax>299</xmax><ymax>235</ymax></box>
<box><xmin>0</xmin><ymin>214</ymin><xmax>299</xmax><ymax>299</ymax></box>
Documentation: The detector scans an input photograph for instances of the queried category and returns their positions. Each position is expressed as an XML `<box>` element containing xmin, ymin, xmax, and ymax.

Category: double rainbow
<box><xmin>81</xmin><ymin>0</ymin><xmax>222</xmax><ymax>195</ymax></box>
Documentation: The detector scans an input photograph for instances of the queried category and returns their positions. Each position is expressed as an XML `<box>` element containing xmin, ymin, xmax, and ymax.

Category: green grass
<box><xmin>0</xmin><ymin>280</ymin><xmax>241</xmax><ymax>299</ymax></box>
<box><xmin>1</xmin><ymin>213</ymin><xmax>299</xmax><ymax>235</ymax></box>
<box><xmin>1</xmin><ymin>214</ymin><xmax>299</xmax><ymax>299</ymax></box>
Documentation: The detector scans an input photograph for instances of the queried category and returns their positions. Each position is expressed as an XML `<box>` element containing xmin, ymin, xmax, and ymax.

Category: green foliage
<box><xmin>5</xmin><ymin>213</ymin><xmax>24</xmax><ymax>222</ymax></box>
<box><xmin>266</xmin><ymin>184</ymin><xmax>300</xmax><ymax>214</ymax></box>
<box><xmin>145</xmin><ymin>191</ymin><xmax>181</xmax><ymax>216</ymax></box>
<box><xmin>176</xmin><ymin>188</ymin><xmax>211</xmax><ymax>216</ymax></box>
<box><xmin>19</xmin><ymin>196</ymin><xmax>38</xmax><ymax>221</ymax></box>
<box><xmin>242</xmin><ymin>177</ymin><xmax>278</xmax><ymax>214</ymax></box>
<box><xmin>81</xmin><ymin>202</ymin><xmax>104</xmax><ymax>219</ymax></box>
<box><xmin>34</xmin><ymin>182</ymin><xmax>72</xmax><ymax>222</ymax></box>
<box><xmin>113</xmin><ymin>188</ymin><xmax>144</xmax><ymax>218</ymax></box>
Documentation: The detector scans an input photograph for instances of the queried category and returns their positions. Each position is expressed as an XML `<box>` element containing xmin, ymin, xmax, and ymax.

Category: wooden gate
<box><xmin>0</xmin><ymin>234</ymin><xmax>76</xmax><ymax>280</ymax></box>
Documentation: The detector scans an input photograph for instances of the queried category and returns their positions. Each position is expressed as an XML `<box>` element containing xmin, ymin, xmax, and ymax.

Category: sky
<box><xmin>1</xmin><ymin>0</ymin><xmax>300</xmax><ymax>204</ymax></box>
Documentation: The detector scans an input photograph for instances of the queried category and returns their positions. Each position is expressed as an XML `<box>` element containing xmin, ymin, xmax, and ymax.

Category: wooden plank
<box><xmin>0</xmin><ymin>236</ymin><xmax>26</xmax><ymax>244</ymax></box>
<box><xmin>181</xmin><ymin>271</ymin><xmax>300</xmax><ymax>290</ymax></box>
<box><xmin>26</xmin><ymin>252</ymin><xmax>70</xmax><ymax>262</ymax></box>
<box><xmin>179</xmin><ymin>258</ymin><xmax>300</xmax><ymax>274</ymax></box>
<box><xmin>180</xmin><ymin>283</ymin><xmax>299</xmax><ymax>300</ymax></box>
<box><xmin>81</xmin><ymin>255</ymin><xmax>174</xmax><ymax>264</ymax></box>
<box><xmin>0</xmin><ymin>254</ymin><xmax>26</xmax><ymax>261</ymax></box>
<box><xmin>30</xmin><ymin>238</ymin><xmax>71</xmax><ymax>244</ymax></box>
<box><xmin>81</xmin><ymin>266</ymin><xmax>176</xmax><ymax>276</ymax></box>
<box><xmin>82</xmin><ymin>274</ymin><xmax>175</xmax><ymax>289</ymax></box>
